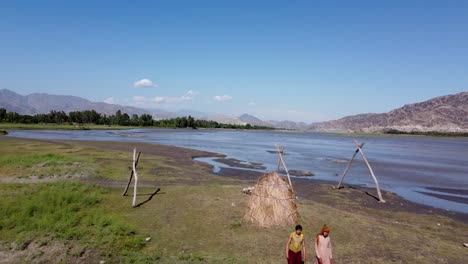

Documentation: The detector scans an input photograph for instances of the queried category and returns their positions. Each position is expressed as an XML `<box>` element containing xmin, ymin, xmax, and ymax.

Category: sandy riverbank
<box><xmin>1</xmin><ymin>135</ymin><xmax>467</xmax><ymax>263</ymax></box>
<box><xmin>62</xmin><ymin>137</ymin><xmax>468</xmax><ymax>223</ymax></box>
<box><xmin>5</xmin><ymin>135</ymin><xmax>468</xmax><ymax>222</ymax></box>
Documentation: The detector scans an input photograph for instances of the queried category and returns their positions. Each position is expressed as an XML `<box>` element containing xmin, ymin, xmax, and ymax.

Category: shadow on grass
<box><xmin>133</xmin><ymin>188</ymin><xmax>162</xmax><ymax>208</ymax></box>
<box><xmin>347</xmin><ymin>185</ymin><xmax>381</xmax><ymax>201</ymax></box>
<box><xmin>135</xmin><ymin>192</ymin><xmax>166</xmax><ymax>196</ymax></box>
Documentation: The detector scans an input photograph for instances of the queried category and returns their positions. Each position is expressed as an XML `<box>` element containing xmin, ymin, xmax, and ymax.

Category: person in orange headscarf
<box><xmin>315</xmin><ymin>225</ymin><xmax>333</xmax><ymax>264</ymax></box>
<box><xmin>285</xmin><ymin>225</ymin><xmax>306</xmax><ymax>264</ymax></box>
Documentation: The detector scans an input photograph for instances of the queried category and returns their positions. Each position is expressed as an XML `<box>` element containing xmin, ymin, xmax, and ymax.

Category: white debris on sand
<box><xmin>242</xmin><ymin>186</ymin><xmax>255</xmax><ymax>195</ymax></box>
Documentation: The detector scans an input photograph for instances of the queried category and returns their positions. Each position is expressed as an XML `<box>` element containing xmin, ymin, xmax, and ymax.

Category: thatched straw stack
<box><xmin>243</xmin><ymin>172</ymin><xmax>299</xmax><ymax>227</ymax></box>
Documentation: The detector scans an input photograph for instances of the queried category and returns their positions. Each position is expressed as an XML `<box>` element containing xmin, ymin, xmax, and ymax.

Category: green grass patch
<box><xmin>0</xmin><ymin>153</ymin><xmax>76</xmax><ymax>168</ymax></box>
<box><xmin>0</xmin><ymin>182</ymin><xmax>145</xmax><ymax>257</ymax></box>
<box><xmin>0</xmin><ymin>139</ymin><xmax>125</xmax><ymax>179</ymax></box>
<box><xmin>384</xmin><ymin>129</ymin><xmax>468</xmax><ymax>137</ymax></box>
<box><xmin>0</xmin><ymin>137</ymin><xmax>223</xmax><ymax>184</ymax></box>
<box><xmin>0</xmin><ymin>148</ymin><xmax>91</xmax><ymax>178</ymax></box>
<box><xmin>329</xmin><ymin>131</ymin><xmax>468</xmax><ymax>139</ymax></box>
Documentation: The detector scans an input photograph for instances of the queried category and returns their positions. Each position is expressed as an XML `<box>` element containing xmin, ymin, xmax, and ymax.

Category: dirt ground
<box><xmin>47</xmin><ymin>137</ymin><xmax>468</xmax><ymax>223</ymax></box>
<box><xmin>1</xmin><ymin>136</ymin><xmax>467</xmax><ymax>263</ymax></box>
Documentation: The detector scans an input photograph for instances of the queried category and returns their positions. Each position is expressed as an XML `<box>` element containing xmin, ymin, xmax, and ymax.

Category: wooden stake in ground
<box><xmin>122</xmin><ymin>150</ymin><xmax>141</xmax><ymax>196</ymax></box>
<box><xmin>276</xmin><ymin>146</ymin><xmax>284</xmax><ymax>172</ymax></box>
<box><xmin>131</xmin><ymin>148</ymin><xmax>139</xmax><ymax>207</ymax></box>
<box><xmin>336</xmin><ymin>138</ymin><xmax>386</xmax><ymax>203</ymax></box>
<box><xmin>122</xmin><ymin>148</ymin><xmax>161</xmax><ymax>208</ymax></box>
<box><xmin>336</xmin><ymin>144</ymin><xmax>361</xmax><ymax>189</ymax></box>
<box><xmin>275</xmin><ymin>144</ymin><xmax>294</xmax><ymax>193</ymax></box>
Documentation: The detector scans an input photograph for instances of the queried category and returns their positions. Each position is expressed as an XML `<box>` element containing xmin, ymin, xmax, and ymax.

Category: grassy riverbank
<box><xmin>0</xmin><ymin>136</ymin><xmax>466</xmax><ymax>263</ymax></box>
<box><xmin>0</xmin><ymin>123</ymin><xmax>137</xmax><ymax>130</ymax></box>
<box><xmin>330</xmin><ymin>131</ymin><xmax>468</xmax><ymax>139</ymax></box>
<box><xmin>0</xmin><ymin>182</ymin><xmax>147</xmax><ymax>261</ymax></box>
<box><xmin>0</xmin><ymin>122</ymin><xmax>274</xmax><ymax>131</ymax></box>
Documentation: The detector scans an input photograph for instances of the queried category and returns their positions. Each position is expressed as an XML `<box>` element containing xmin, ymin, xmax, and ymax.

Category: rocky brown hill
<box><xmin>308</xmin><ymin>92</ymin><xmax>468</xmax><ymax>133</ymax></box>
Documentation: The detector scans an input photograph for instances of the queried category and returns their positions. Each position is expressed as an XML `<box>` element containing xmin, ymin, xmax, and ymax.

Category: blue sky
<box><xmin>1</xmin><ymin>1</ymin><xmax>467</xmax><ymax>122</ymax></box>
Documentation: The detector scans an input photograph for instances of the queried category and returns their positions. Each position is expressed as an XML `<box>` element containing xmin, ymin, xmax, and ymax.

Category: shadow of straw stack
<box><xmin>244</xmin><ymin>172</ymin><xmax>299</xmax><ymax>227</ymax></box>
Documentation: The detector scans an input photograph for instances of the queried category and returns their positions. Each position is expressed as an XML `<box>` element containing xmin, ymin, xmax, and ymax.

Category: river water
<box><xmin>7</xmin><ymin>129</ymin><xmax>468</xmax><ymax>214</ymax></box>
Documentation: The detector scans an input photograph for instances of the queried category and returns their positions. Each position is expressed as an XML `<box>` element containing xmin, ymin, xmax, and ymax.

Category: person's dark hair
<box><xmin>295</xmin><ymin>225</ymin><xmax>302</xmax><ymax>231</ymax></box>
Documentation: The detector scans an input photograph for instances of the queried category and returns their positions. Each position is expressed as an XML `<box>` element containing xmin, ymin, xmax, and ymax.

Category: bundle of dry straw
<box><xmin>243</xmin><ymin>172</ymin><xmax>299</xmax><ymax>227</ymax></box>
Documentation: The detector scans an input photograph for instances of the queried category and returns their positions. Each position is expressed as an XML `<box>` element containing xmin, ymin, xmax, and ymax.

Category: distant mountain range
<box><xmin>1</xmin><ymin>89</ymin><xmax>467</xmax><ymax>132</ymax></box>
<box><xmin>238</xmin><ymin>114</ymin><xmax>308</xmax><ymax>130</ymax></box>
<box><xmin>308</xmin><ymin>91</ymin><xmax>468</xmax><ymax>132</ymax></box>
<box><xmin>0</xmin><ymin>89</ymin><xmax>304</xmax><ymax>128</ymax></box>
<box><xmin>0</xmin><ymin>88</ymin><xmax>155</xmax><ymax>117</ymax></box>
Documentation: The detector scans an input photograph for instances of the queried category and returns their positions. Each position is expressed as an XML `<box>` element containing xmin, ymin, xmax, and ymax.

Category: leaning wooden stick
<box><xmin>337</xmin><ymin>140</ymin><xmax>364</xmax><ymax>188</ymax></box>
<box><xmin>275</xmin><ymin>144</ymin><xmax>294</xmax><ymax>193</ymax></box>
<box><xmin>336</xmin><ymin>148</ymin><xmax>359</xmax><ymax>189</ymax></box>
<box><xmin>132</xmin><ymin>148</ymin><xmax>139</xmax><ymax>207</ymax></box>
<box><xmin>122</xmin><ymin>150</ymin><xmax>141</xmax><ymax>196</ymax></box>
<box><xmin>276</xmin><ymin>146</ymin><xmax>284</xmax><ymax>172</ymax></box>
<box><xmin>353</xmin><ymin>140</ymin><xmax>385</xmax><ymax>203</ymax></box>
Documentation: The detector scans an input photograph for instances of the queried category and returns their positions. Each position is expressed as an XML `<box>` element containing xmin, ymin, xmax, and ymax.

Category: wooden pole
<box><xmin>276</xmin><ymin>146</ymin><xmax>284</xmax><ymax>172</ymax></box>
<box><xmin>132</xmin><ymin>148</ymin><xmax>139</xmax><ymax>207</ymax></box>
<box><xmin>353</xmin><ymin>141</ymin><xmax>385</xmax><ymax>203</ymax></box>
<box><xmin>279</xmin><ymin>154</ymin><xmax>293</xmax><ymax>192</ymax></box>
<box><xmin>337</xmin><ymin>139</ymin><xmax>365</xmax><ymax>189</ymax></box>
<box><xmin>123</xmin><ymin>172</ymin><xmax>133</xmax><ymax>196</ymax></box>
<box><xmin>122</xmin><ymin>151</ymin><xmax>141</xmax><ymax>196</ymax></box>
<box><xmin>275</xmin><ymin>144</ymin><xmax>294</xmax><ymax>193</ymax></box>
<box><xmin>336</xmin><ymin>148</ymin><xmax>359</xmax><ymax>189</ymax></box>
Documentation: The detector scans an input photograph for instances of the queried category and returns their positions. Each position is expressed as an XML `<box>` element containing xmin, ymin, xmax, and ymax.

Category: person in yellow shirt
<box><xmin>285</xmin><ymin>224</ymin><xmax>306</xmax><ymax>263</ymax></box>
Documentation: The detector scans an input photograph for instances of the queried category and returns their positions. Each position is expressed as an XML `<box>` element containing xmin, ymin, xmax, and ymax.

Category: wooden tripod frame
<box><xmin>336</xmin><ymin>139</ymin><xmax>385</xmax><ymax>203</ymax></box>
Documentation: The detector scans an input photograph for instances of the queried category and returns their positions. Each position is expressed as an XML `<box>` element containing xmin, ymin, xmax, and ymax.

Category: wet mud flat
<box><xmin>216</xmin><ymin>167</ymin><xmax>468</xmax><ymax>223</ymax></box>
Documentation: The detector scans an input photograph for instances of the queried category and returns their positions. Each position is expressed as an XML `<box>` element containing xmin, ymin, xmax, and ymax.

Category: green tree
<box><xmin>187</xmin><ymin>115</ymin><xmax>195</xmax><ymax>128</ymax></box>
<box><xmin>0</xmin><ymin>108</ymin><xmax>6</xmax><ymax>121</ymax></box>
<box><xmin>140</xmin><ymin>114</ymin><xmax>153</xmax><ymax>126</ymax></box>
<box><xmin>6</xmin><ymin>112</ymin><xmax>19</xmax><ymax>123</ymax></box>
<box><xmin>131</xmin><ymin>114</ymin><xmax>140</xmax><ymax>126</ymax></box>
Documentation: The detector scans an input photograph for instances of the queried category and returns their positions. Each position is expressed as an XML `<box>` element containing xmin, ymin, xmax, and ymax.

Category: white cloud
<box><xmin>181</xmin><ymin>90</ymin><xmax>197</xmax><ymax>101</ymax></box>
<box><xmin>132</xmin><ymin>96</ymin><xmax>147</xmax><ymax>103</ymax></box>
<box><xmin>133</xmin><ymin>78</ymin><xmax>158</xmax><ymax>88</ymax></box>
<box><xmin>248</xmin><ymin>101</ymin><xmax>256</xmax><ymax>106</ymax></box>
<box><xmin>104</xmin><ymin>97</ymin><xmax>119</xmax><ymax>104</ymax></box>
<box><xmin>131</xmin><ymin>90</ymin><xmax>197</xmax><ymax>108</ymax></box>
<box><xmin>213</xmin><ymin>95</ymin><xmax>233</xmax><ymax>102</ymax></box>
